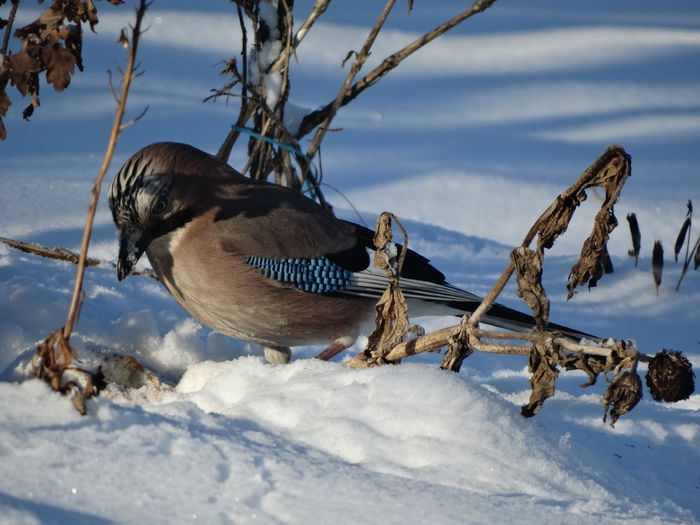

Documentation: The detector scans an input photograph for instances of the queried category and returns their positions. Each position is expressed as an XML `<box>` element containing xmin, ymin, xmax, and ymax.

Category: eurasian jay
<box><xmin>109</xmin><ymin>142</ymin><xmax>593</xmax><ymax>364</ymax></box>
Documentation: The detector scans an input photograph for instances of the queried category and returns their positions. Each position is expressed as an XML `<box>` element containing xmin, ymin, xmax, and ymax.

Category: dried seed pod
<box><xmin>627</xmin><ymin>213</ymin><xmax>641</xmax><ymax>268</ymax></box>
<box><xmin>602</xmin><ymin>248</ymin><xmax>614</xmax><ymax>274</ymax></box>
<box><xmin>602</xmin><ymin>371</ymin><xmax>642</xmax><ymax>426</ymax></box>
<box><xmin>652</xmin><ymin>241</ymin><xmax>663</xmax><ymax>295</ymax></box>
<box><xmin>674</xmin><ymin>217</ymin><xmax>691</xmax><ymax>263</ymax></box>
<box><xmin>645</xmin><ymin>349</ymin><xmax>695</xmax><ymax>402</ymax></box>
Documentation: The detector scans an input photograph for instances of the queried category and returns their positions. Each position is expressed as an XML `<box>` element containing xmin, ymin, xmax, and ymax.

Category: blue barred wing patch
<box><xmin>245</xmin><ymin>255</ymin><xmax>353</xmax><ymax>294</ymax></box>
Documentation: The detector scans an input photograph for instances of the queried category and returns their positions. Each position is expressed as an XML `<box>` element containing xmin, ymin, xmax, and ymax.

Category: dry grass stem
<box><xmin>31</xmin><ymin>0</ymin><xmax>149</xmax><ymax>414</ymax></box>
<box><xmin>347</xmin><ymin>145</ymin><xmax>692</xmax><ymax>421</ymax></box>
<box><xmin>0</xmin><ymin>236</ymin><xmax>157</xmax><ymax>279</ymax></box>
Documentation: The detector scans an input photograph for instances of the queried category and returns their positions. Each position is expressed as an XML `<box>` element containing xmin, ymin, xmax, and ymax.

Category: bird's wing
<box><xmin>210</xmin><ymin>178</ymin><xmax>593</xmax><ymax>341</ymax></box>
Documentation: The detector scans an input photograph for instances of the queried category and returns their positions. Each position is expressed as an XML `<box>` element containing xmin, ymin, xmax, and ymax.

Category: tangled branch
<box><xmin>31</xmin><ymin>0</ymin><xmax>149</xmax><ymax>415</ymax></box>
<box><xmin>346</xmin><ymin>146</ymin><xmax>695</xmax><ymax>425</ymax></box>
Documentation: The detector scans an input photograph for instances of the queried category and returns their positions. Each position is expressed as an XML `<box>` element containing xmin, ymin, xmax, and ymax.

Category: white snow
<box><xmin>1</xmin><ymin>1</ymin><xmax>699</xmax><ymax>524</ymax></box>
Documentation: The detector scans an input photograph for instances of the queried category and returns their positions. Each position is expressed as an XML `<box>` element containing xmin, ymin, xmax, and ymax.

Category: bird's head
<box><xmin>109</xmin><ymin>143</ymin><xmax>198</xmax><ymax>281</ymax></box>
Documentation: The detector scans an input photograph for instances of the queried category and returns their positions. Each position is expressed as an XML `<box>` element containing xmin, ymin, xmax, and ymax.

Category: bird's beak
<box><xmin>117</xmin><ymin>227</ymin><xmax>147</xmax><ymax>281</ymax></box>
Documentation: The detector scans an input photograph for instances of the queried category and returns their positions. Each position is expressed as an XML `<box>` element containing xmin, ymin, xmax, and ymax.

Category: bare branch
<box><xmin>0</xmin><ymin>236</ymin><xmax>157</xmax><ymax>279</ymax></box>
<box><xmin>296</xmin><ymin>0</ymin><xmax>498</xmax><ymax>140</ymax></box>
<box><xmin>63</xmin><ymin>0</ymin><xmax>149</xmax><ymax>341</ymax></box>
<box><xmin>1</xmin><ymin>0</ymin><xmax>20</xmax><ymax>60</ymax></box>
<box><xmin>304</xmin><ymin>0</ymin><xmax>397</xmax><ymax>161</ymax></box>
<box><xmin>120</xmin><ymin>104</ymin><xmax>149</xmax><ymax>130</ymax></box>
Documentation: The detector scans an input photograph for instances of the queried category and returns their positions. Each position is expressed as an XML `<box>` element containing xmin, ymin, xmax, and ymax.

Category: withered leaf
<box><xmin>65</xmin><ymin>23</ymin><xmax>84</xmax><ymax>71</ymax></box>
<box><xmin>652</xmin><ymin>240</ymin><xmax>663</xmax><ymax>296</ymax></box>
<box><xmin>674</xmin><ymin>217</ymin><xmax>691</xmax><ymax>263</ymax></box>
<box><xmin>44</xmin><ymin>42</ymin><xmax>77</xmax><ymax>91</ymax></box>
<box><xmin>567</xmin><ymin>209</ymin><xmax>618</xmax><ymax>298</ymax></box>
<box><xmin>10</xmin><ymin>48</ymin><xmax>43</xmax><ymax>96</ymax></box>
<box><xmin>0</xmin><ymin>88</ymin><xmax>9</xmax><ymax>116</ymax></box>
<box><xmin>22</xmin><ymin>102</ymin><xmax>34</xmax><ymax>120</ymax></box>
<box><xmin>511</xmin><ymin>246</ymin><xmax>549</xmax><ymax>330</ymax></box>
<box><xmin>626</xmin><ymin>213</ymin><xmax>641</xmax><ymax>267</ymax></box>
<box><xmin>602</xmin><ymin>371</ymin><xmax>642</xmax><ymax>426</ymax></box>
<box><xmin>695</xmin><ymin>238</ymin><xmax>700</xmax><ymax>270</ymax></box>
<box><xmin>84</xmin><ymin>0</ymin><xmax>100</xmax><ymax>31</ymax></box>
<box><xmin>38</xmin><ymin>6</ymin><xmax>65</xmax><ymax>35</ymax></box>
<box><xmin>602</xmin><ymin>248</ymin><xmax>614</xmax><ymax>274</ymax></box>
<box><xmin>521</xmin><ymin>345</ymin><xmax>559</xmax><ymax>417</ymax></box>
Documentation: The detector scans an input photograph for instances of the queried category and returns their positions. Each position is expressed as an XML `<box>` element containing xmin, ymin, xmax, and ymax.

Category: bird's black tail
<box><xmin>444</xmin><ymin>298</ymin><xmax>599</xmax><ymax>343</ymax></box>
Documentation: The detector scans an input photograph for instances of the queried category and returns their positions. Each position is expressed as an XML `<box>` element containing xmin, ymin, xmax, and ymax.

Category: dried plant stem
<box><xmin>676</xmin><ymin>235</ymin><xmax>699</xmax><ymax>291</ymax></box>
<box><xmin>346</xmin><ymin>325</ymin><xmax>650</xmax><ymax>368</ymax></box>
<box><xmin>348</xmin><ymin>145</ymin><xmax>634</xmax><ymax>369</ymax></box>
<box><xmin>304</xmin><ymin>0</ymin><xmax>396</xmax><ymax>161</ymax></box>
<box><xmin>290</xmin><ymin>0</ymin><xmax>330</xmax><ymax>49</ymax></box>
<box><xmin>1</xmin><ymin>0</ymin><xmax>20</xmax><ymax>59</ymax></box>
<box><xmin>0</xmin><ymin>236</ymin><xmax>157</xmax><ymax>278</ymax></box>
<box><xmin>0</xmin><ymin>236</ymin><xmax>103</xmax><ymax>267</ymax></box>
<box><xmin>295</xmin><ymin>0</ymin><xmax>497</xmax><ymax>140</ymax></box>
<box><xmin>63</xmin><ymin>0</ymin><xmax>148</xmax><ymax>341</ymax></box>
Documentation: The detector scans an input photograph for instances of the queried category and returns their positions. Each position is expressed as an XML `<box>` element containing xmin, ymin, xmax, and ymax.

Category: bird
<box><xmin>109</xmin><ymin>142</ymin><xmax>594</xmax><ymax>364</ymax></box>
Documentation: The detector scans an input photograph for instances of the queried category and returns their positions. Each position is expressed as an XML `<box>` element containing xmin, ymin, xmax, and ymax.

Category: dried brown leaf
<box><xmin>562</xmin><ymin>352</ymin><xmax>608</xmax><ymax>387</ymax></box>
<box><xmin>83</xmin><ymin>0</ymin><xmax>100</xmax><ymax>31</ymax></box>
<box><xmin>626</xmin><ymin>212</ymin><xmax>641</xmax><ymax>267</ymax></box>
<box><xmin>562</xmin><ymin>148</ymin><xmax>630</xmax><ymax>298</ymax></box>
<box><xmin>65</xmin><ymin>23</ymin><xmax>84</xmax><ymax>71</ymax></box>
<box><xmin>22</xmin><ymin>102</ymin><xmax>34</xmax><ymax>120</ymax></box>
<box><xmin>440</xmin><ymin>316</ymin><xmax>472</xmax><ymax>372</ymax></box>
<box><xmin>652</xmin><ymin>240</ymin><xmax>663</xmax><ymax>295</ymax></box>
<box><xmin>511</xmin><ymin>246</ymin><xmax>549</xmax><ymax>330</ymax></box>
<box><xmin>362</xmin><ymin>212</ymin><xmax>422</xmax><ymax>364</ymax></box>
<box><xmin>521</xmin><ymin>341</ymin><xmax>561</xmax><ymax>417</ymax></box>
<box><xmin>602</xmin><ymin>371</ymin><xmax>642</xmax><ymax>426</ymax></box>
<box><xmin>43</xmin><ymin>41</ymin><xmax>77</xmax><ymax>91</ymax></box>
<box><xmin>37</xmin><ymin>5</ymin><xmax>64</xmax><ymax>35</ymax></box>
<box><xmin>0</xmin><ymin>87</ymin><xmax>9</xmax><ymax>116</ymax></box>
<box><xmin>536</xmin><ymin>191</ymin><xmax>586</xmax><ymax>251</ymax></box>
<box><xmin>9</xmin><ymin>47</ymin><xmax>42</xmax><ymax>96</ymax></box>
<box><xmin>674</xmin><ymin>217</ymin><xmax>691</xmax><ymax>263</ymax></box>
<box><xmin>567</xmin><ymin>208</ymin><xmax>618</xmax><ymax>298</ymax></box>
<box><xmin>32</xmin><ymin>329</ymin><xmax>104</xmax><ymax>415</ymax></box>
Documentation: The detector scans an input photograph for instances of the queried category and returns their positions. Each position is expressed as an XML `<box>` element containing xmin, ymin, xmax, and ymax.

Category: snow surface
<box><xmin>1</xmin><ymin>1</ymin><xmax>700</xmax><ymax>523</ymax></box>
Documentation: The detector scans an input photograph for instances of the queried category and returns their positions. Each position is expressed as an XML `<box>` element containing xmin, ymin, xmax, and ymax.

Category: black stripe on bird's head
<box><xmin>110</xmin><ymin>145</ymin><xmax>194</xmax><ymax>280</ymax></box>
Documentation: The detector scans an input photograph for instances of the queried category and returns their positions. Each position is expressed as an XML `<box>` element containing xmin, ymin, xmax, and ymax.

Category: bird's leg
<box><xmin>315</xmin><ymin>341</ymin><xmax>348</xmax><ymax>361</ymax></box>
<box><xmin>263</xmin><ymin>345</ymin><xmax>291</xmax><ymax>364</ymax></box>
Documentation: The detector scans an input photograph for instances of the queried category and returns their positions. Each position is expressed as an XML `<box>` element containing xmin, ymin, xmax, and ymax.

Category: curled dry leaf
<box><xmin>10</xmin><ymin>46</ymin><xmax>42</xmax><ymax>96</ymax></box>
<box><xmin>626</xmin><ymin>212</ymin><xmax>641</xmax><ymax>267</ymax></box>
<box><xmin>43</xmin><ymin>37</ymin><xmax>77</xmax><ymax>91</ymax></box>
<box><xmin>652</xmin><ymin>240</ymin><xmax>663</xmax><ymax>296</ymax></box>
<box><xmin>602</xmin><ymin>371</ymin><xmax>643</xmax><ymax>427</ymax></box>
<box><xmin>674</xmin><ymin>217</ymin><xmax>691</xmax><ymax>263</ymax></box>
<box><xmin>521</xmin><ymin>339</ymin><xmax>562</xmax><ymax>418</ymax></box>
<box><xmin>361</xmin><ymin>212</ymin><xmax>423</xmax><ymax>365</ymax></box>
<box><xmin>32</xmin><ymin>329</ymin><xmax>104</xmax><ymax>415</ymax></box>
<box><xmin>511</xmin><ymin>246</ymin><xmax>549</xmax><ymax>330</ymax></box>
<box><xmin>566</xmin><ymin>148</ymin><xmax>631</xmax><ymax>298</ymax></box>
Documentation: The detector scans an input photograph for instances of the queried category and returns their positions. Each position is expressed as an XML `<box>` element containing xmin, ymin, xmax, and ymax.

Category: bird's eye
<box><xmin>152</xmin><ymin>197</ymin><xmax>169</xmax><ymax>215</ymax></box>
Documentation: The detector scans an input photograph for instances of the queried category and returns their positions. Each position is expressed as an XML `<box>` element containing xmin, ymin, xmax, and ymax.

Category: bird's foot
<box><xmin>263</xmin><ymin>346</ymin><xmax>291</xmax><ymax>364</ymax></box>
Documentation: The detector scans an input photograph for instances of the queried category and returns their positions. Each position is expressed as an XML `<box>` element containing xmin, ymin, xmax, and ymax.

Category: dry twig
<box><xmin>347</xmin><ymin>146</ymin><xmax>693</xmax><ymax>422</ymax></box>
<box><xmin>31</xmin><ymin>0</ymin><xmax>149</xmax><ymax>414</ymax></box>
